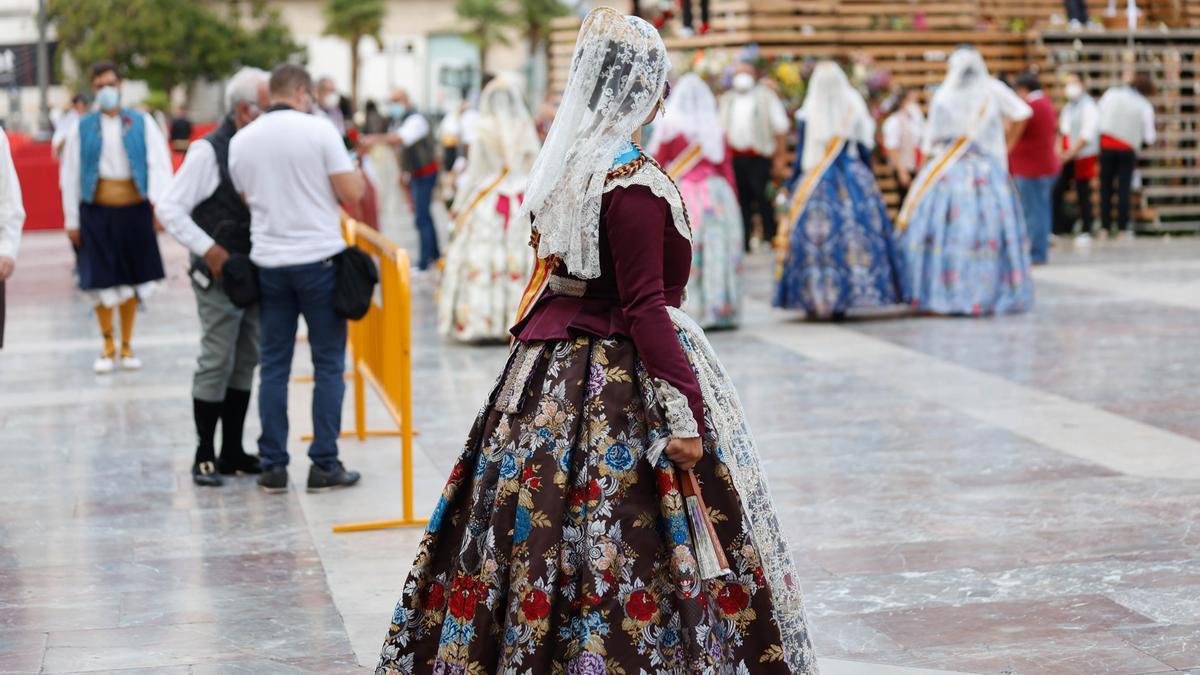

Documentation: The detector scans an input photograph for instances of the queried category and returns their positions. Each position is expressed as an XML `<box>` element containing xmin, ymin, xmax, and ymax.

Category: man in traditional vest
<box><xmin>157</xmin><ymin>67</ymin><xmax>270</xmax><ymax>487</ymax></box>
<box><xmin>719</xmin><ymin>63</ymin><xmax>790</xmax><ymax>252</ymax></box>
<box><xmin>367</xmin><ymin>88</ymin><xmax>441</xmax><ymax>271</ymax></box>
<box><xmin>60</xmin><ymin>60</ymin><xmax>173</xmax><ymax>374</ymax></box>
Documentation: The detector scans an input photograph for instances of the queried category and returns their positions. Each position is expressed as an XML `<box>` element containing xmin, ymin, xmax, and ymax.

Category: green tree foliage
<box><xmin>455</xmin><ymin>0</ymin><xmax>514</xmax><ymax>73</ymax></box>
<box><xmin>322</xmin><ymin>0</ymin><xmax>386</xmax><ymax>111</ymax></box>
<box><xmin>515</xmin><ymin>0</ymin><xmax>568</xmax><ymax>60</ymax></box>
<box><xmin>49</xmin><ymin>0</ymin><xmax>302</xmax><ymax>102</ymax></box>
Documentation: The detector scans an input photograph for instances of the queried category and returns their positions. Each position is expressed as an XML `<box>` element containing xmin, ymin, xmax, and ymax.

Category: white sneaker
<box><xmin>120</xmin><ymin>355</ymin><xmax>143</xmax><ymax>370</ymax></box>
<box><xmin>1122</xmin><ymin>230</ymin><xmax>1136</xmax><ymax>242</ymax></box>
<box><xmin>93</xmin><ymin>356</ymin><xmax>115</xmax><ymax>374</ymax></box>
<box><xmin>1075</xmin><ymin>233</ymin><xmax>1093</xmax><ymax>246</ymax></box>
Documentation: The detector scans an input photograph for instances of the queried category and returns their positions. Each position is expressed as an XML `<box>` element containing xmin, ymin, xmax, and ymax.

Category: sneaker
<box><xmin>307</xmin><ymin>461</ymin><xmax>361</xmax><ymax>492</ymax></box>
<box><xmin>93</xmin><ymin>356</ymin><xmax>115</xmax><ymax>374</ymax></box>
<box><xmin>218</xmin><ymin>452</ymin><xmax>263</xmax><ymax>476</ymax></box>
<box><xmin>192</xmin><ymin>460</ymin><xmax>224</xmax><ymax>487</ymax></box>
<box><xmin>1122</xmin><ymin>230</ymin><xmax>1136</xmax><ymax>242</ymax></box>
<box><xmin>1075</xmin><ymin>233</ymin><xmax>1093</xmax><ymax>246</ymax></box>
<box><xmin>257</xmin><ymin>466</ymin><xmax>289</xmax><ymax>493</ymax></box>
<box><xmin>120</xmin><ymin>355</ymin><xmax>142</xmax><ymax>370</ymax></box>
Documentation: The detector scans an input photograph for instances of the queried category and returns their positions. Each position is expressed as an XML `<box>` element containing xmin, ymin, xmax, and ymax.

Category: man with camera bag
<box><xmin>228</xmin><ymin>63</ymin><xmax>365</xmax><ymax>493</ymax></box>
<box><xmin>159</xmin><ymin>68</ymin><xmax>271</xmax><ymax>487</ymax></box>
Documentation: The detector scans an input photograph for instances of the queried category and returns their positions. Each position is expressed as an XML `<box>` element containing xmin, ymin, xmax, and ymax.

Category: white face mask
<box><xmin>323</xmin><ymin>92</ymin><xmax>340</xmax><ymax>110</ymax></box>
<box><xmin>732</xmin><ymin>72</ymin><xmax>755</xmax><ymax>93</ymax></box>
<box><xmin>1065</xmin><ymin>82</ymin><xmax>1084</xmax><ymax>100</ymax></box>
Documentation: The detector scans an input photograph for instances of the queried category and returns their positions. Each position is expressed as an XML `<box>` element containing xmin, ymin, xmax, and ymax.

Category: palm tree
<box><xmin>455</xmin><ymin>0</ymin><xmax>514</xmax><ymax>74</ymax></box>
<box><xmin>323</xmin><ymin>0</ymin><xmax>386</xmax><ymax>110</ymax></box>
<box><xmin>516</xmin><ymin>0</ymin><xmax>569</xmax><ymax>62</ymax></box>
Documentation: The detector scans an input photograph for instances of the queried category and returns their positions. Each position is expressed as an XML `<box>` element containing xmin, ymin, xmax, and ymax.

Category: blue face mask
<box><xmin>389</xmin><ymin>102</ymin><xmax>407</xmax><ymax>118</ymax></box>
<box><xmin>95</xmin><ymin>86</ymin><xmax>120</xmax><ymax>112</ymax></box>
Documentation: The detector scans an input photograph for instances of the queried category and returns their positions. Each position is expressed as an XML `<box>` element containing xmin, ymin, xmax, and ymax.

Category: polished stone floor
<box><xmin>2</xmin><ymin>222</ymin><xmax>1199</xmax><ymax>674</ymax></box>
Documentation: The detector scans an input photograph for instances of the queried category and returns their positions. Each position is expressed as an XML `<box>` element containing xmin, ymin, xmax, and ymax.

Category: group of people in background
<box><xmin>2</xmin><ymin>38</ymin><xmax>1157</xmax><ymax>488</ymax></box>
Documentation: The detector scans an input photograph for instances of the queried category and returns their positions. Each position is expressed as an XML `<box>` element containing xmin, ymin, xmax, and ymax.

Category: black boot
<box><xmin>192</xmin><ymin>398</ymin><xmax>224</xmax><ymax>487</ymax></box>
<box><xmin>217</xmin><ymin>387</ymin><xmax>261</xmax><ymax>475</ymax></box>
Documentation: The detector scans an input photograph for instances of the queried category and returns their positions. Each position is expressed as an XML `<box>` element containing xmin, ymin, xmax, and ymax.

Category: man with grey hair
<box><xmin>158</xmin><ymin>66</ymin><xmax>270</xmax><ymax>486</ymax></box>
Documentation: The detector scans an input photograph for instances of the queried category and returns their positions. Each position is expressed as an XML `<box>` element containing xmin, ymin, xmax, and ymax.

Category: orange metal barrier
<box><xmin>331</xmin><ymin>218</ymin><xmax>428</xmax><ymax>533</ymax></box>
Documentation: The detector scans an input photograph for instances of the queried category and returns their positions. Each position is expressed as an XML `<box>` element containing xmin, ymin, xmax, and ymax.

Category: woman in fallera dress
<box><xmin>774</xmin><ymin>61</ymin><xmax>904</xmax><ymax>320</ymax></box>
<box><xmin>895</xmin><ymin>46</ymin><xmax>1034</xmax><ymax>316</ymax></box>
<box><xmin>376</xmin><ymin>7</ymin><xmax>818</xmax><ymax>674</ymax></box>
<box><xmin>437</xmin><ymin>75</ymin><xmax>540</xmax><ymax>342</ymax></box>
<box><xmin>646</xmin><ymin>72</ymin><xmax>744</xmax><ymax>329</ymax></box>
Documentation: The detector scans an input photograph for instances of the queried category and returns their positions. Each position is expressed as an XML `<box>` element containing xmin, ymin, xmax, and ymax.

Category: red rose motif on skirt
<box><xmin>716</xmin><ymin>583</ymin><xmax>748</xmax><ymax>616</ymax></box>
<box><xmin>421</xmin><ymin>582</ymin><xmax>445</xmax><ymax>610</ymax></box>
<box><xmin>586</xmin><ymin>480</ymin><xmax>601</xmax><ymax>502</ymax></box>
<box><xmin>656</xmin><ymin>471</ymin><xmax>675</xmax><ymax>497</ymax></box>
<box><xmin>521</xmin><ymin>589</ymin><xmax>550</xmax><ymax>620</ymax></box>
<box><xmin>625</xmin><ymin>589</ymin><xmax>657</xmax><ymax>621</ymax></box>
<box><xmin>448</xmin><ymin>574</ymin><xmax>480</xmax><ymax>619</ymax></box>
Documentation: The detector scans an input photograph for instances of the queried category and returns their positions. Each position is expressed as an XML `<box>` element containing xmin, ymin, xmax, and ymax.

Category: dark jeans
<box><xmin>1053</xmin><ymin>159</ymin><xmax>1094</xmax><ymax>235</ymax></box>
<box><xmin>1099</xmin><ymin>149</ymin><xmax>1137</xmax><ymax>232</ymax></box>
<box><xmin>257</xmin><ymin>260</ymin><xmax>347</xmax><ymax>471</ymax></box>
<box><xmin>1064</xmin><ymin>0</ymin><xmax>1088</xmax><ymax>22</ymax></box>
<box><xmin>412</xmin><ymin>171</ymin><xmax>440</xmax><ymax>270</ymax></box>
<box><xmin>732</xmin><ymin>154</ymin><xmax>777</xmax><ymax>251</ymax></box>
<box><xmin>681</xmin><ymin>0</ymin><xmax>711</xmax><ymax>28</ymax></box>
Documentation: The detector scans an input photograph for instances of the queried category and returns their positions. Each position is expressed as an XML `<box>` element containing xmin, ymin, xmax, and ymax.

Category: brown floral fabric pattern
<box><xmin>377</xmin><ymin>337</ymin><xmax>796</xmax><ymax>674</ymax></box>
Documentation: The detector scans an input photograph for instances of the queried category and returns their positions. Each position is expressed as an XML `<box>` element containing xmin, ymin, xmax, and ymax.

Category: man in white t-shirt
<box><xmin>228</xmin><ymin>63</ymin><xmax>366</xmax><ymax>494</ymax></box>
<box><xmin>881</xmin><ymin>87</ymin><xmax>925</xmax><ymax>204</ymax></box>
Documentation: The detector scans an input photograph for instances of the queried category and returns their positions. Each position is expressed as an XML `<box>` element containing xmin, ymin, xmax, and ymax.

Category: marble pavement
<box><xmin>2</xmin><ymin>226</ymin><xmax>1199</xmax><ymax>674</ymax></box>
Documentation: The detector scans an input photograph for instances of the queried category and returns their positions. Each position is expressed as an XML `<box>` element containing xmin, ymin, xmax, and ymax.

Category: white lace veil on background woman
<box><xmin>645</xmin><ymin>72</ymin><xmax>726</xmax><ymax>165</ymax></box>
<box><xmin>516</xmin><ymin>7</ymin><xmax>671</xmax><ymax>280</ymax></box>
<box><xmin>923</xmin><ymin>46</ymin><xmax>1031</xmax><ymax>168</ymax></box>
<box><xmin>797</xmin><ymin>61</ymin><xmax>874</xmax><ymax>173</ymax></box>
<box><xmin>451</xmin><ymin>75</ymin><xmax>540</xmax><ymax>215</ymax></box>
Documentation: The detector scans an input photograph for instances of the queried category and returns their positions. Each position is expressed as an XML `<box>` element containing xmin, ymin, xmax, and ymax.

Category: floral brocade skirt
<box><xmin>896</xmin><ymin>148</ymin><xmax>1034</xmax><ymax>316</ymax></box>
<box><xmin>774</xmin><ymin>151</ymin><xmax>905</xmax><ymax>317</ymax></box>
<box><xmin>376</xmin><ymin>334</ymin><xmax>815</xmax><ymax>674</ymax></box>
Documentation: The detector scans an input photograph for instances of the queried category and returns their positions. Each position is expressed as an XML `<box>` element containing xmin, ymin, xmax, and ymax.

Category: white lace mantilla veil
<box><xmin>924</xmin><ymin>46</ymin><xmax>1029</xmax><ymax>167</ymax></box>
<box><xmin>645</xmin><ymin>72</ymin><xmax>727</xmax><ymax>165</ymax></box>
<box><xmin>451</xmin><ymin>75</ymin><xmax>540</xmax><ymax>214</ymax></box>
<box><xmin>516</xmin><ymin>7</ymin><xmax>676</xmax><ymax>280</ymax></box>
<box><xmin>797</xmin><ymin>61</ymin><xmax>874</xmax><ymax>173</ymax></box>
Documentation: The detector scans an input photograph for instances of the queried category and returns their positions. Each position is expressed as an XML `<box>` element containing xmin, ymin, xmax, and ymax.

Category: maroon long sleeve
<box><xmin>513</xmin><ymin>184</ymin><xmax>706</xmax><ymax>438</ymax></box>
<box><xmin>605</xmin><ymin>186</ymin><xmax>706</xmax><ymax>438</ymax></box>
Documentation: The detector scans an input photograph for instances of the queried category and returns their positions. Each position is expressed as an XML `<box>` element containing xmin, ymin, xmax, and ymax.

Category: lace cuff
<box><xmin>653</xmin><ymin>378</ymin><xmax>700</xmax><ymax>439</ymax></box>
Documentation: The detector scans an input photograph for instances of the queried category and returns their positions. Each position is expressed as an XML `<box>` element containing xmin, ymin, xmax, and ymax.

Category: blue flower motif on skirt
<box><xmin>514</xmin><ymin>506</ymin><xmax>532</xmax><ymax>544</ymax></box>
<box><xmin>660</xmin><ymin>626</ymin><xmax>680</xmax><ymax>648</ymax></box>
<box><xmin>429</xmin><ymin>496</ymin><xmax>449</xmax><ymax>534</ymax></box>
<box><xmin>666</xmin><ymin>511</ymin><xmax>690</xmax><ymax>545</ymax></box>
<box><xmin>391</xmin><ymin>603</ymin><xmax>408</xmax><ymax>626</ymax></box>
<box><xmin>499</xmin><ymin>453</ymin><xmax>518</xmax><ymax>480</ymax></box>
<box><xmin>603</xmin><ymin>443</ymin><xmax>634</xmax><ymax>472</ymax></box>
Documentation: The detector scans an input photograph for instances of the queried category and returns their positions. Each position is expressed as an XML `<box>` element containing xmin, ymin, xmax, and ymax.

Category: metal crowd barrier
<box><xmin>331</xmin><ymin>217</ymin><xmax>428</xmax><ymax>533</ymax></box>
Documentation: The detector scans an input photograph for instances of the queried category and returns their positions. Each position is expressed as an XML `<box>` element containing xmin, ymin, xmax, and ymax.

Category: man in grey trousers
<box><xmin>158</xmin><ymin>67</ymin><xmax>271</xmax><ymax>486</ymax></box>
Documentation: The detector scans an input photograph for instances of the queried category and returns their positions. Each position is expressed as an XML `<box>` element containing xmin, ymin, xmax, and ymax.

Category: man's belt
<box><xmin>93</xmin><ymin>179</ymin><xmax>144</xmax><ymax>207</ymax></box>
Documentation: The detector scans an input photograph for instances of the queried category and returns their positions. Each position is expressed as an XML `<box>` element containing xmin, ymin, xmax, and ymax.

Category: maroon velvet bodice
<box><xmin>512</xmin><ymin>184</ymin><xmax>706</xmax><ymax>436</ymax></box>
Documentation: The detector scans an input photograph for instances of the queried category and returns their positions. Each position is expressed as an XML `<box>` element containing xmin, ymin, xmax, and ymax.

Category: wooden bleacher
<box><xmin>549</xmin><ymin>1</ymin><xmax>1200</xmax><ymax>230</ymax></box>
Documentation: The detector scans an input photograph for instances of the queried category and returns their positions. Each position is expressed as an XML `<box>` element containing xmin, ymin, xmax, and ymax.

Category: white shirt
<box><xmin>459</xmin><ymin>108</ymin><xmax>480</xmax><ymax>146</ymax></box>
<box><xmin>1059</xmin><ymin>95</ymin><xmax>1100</xmax><ymax>158</ymax></box>
<box><xmin>58</xmin><ymin>111</ymin><xmax>174</xmax><ymax>231</ymax></box>
<box><xmin>156</xmin><ymin>139</ymin><xmax>220</xmax><ymax>257</ymax></box>
<box><xmin>392</xmin><ymin>113</ymin><xmax>431</xmax><ymax>147</ymax></box>
<box><xmin>725</xmin><ymin>88</ymin><xmax>789</xmax><ymax>152</ymax></box>
<box><xmin>0</xmin><ymin>131</ymin><xmax>25</xmax><ymax>260</ymax></box>
<box><xmin>1098</xmin><ymin>86</ymin><xmax>1156</xmax><ymax>149</ymax></box>
<box><xmin>229</xmin><ymin>109</ymin><xmax>355</xmax><ymax>268</ymax></box>
<box><xmin>882</xmin><ymin>107</ymin><xmax>926</xmax><ymax>171</ymax></box>
<box><xmin>51</xmin><ymin>108</ymin><xmax>80</xmax><ymax>155</ymax></box>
